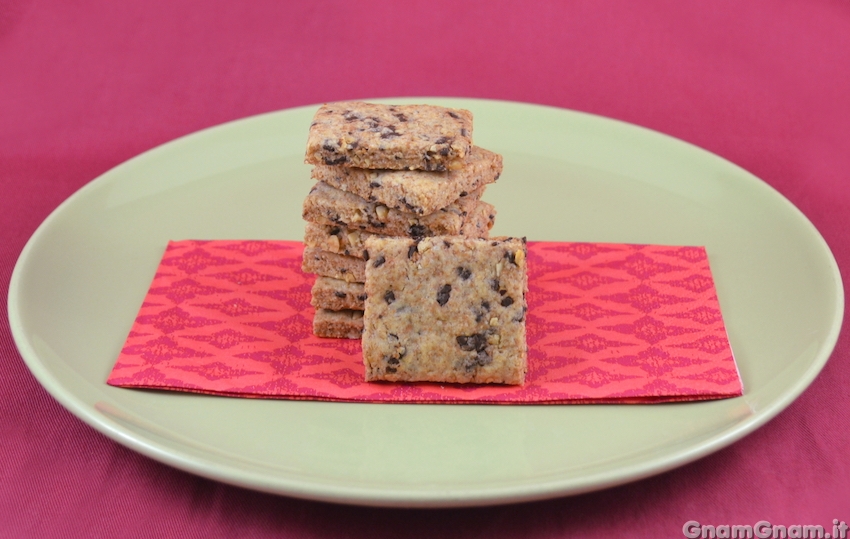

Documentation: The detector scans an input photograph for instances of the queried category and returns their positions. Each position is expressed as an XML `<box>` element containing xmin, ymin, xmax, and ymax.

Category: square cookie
<box><xmin>311</xmin><ymin>146</ymin><xmax>502</xmax><ymax>216</ymax></box>
<box><xmin>305</xmin><ymin>101</ymin><xmax>473</xmax><ymax>171</ymax></box>
<box><xmin>362</xmin><ymin>236</ymin><xmax>528</xmax><ymax>385</ymax></box>
<box><xmin>302</xmin><ymin>181</ymin><xmax>494</xmax><ymax>238</ymax></box>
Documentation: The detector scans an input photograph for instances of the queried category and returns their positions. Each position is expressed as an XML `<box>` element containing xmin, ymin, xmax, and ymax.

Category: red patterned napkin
<box><xmin>107</xmin><ymin>240</ymin><xmax>742</xmax><ymax>403</ymax></box>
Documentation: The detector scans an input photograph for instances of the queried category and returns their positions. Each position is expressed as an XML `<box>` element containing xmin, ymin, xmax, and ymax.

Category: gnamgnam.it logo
<box><xmin>683</xmin><ymin>520</ymin><xmax>849</xmax><ymax>539</ymax></box>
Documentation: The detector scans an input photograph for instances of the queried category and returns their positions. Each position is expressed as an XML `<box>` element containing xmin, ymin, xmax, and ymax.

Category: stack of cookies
<box><xmin>301</xmin><ymin>101</ymin><xmax>503</xmax><ymax>339</ymax></box>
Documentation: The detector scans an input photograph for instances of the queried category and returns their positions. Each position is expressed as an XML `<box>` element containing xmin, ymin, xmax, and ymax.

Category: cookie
<box><xmin>311</xmin><ymin>146</ymin><xmax>502</xmax><ymax>216</ymax></box>
<box><xmin>302</xmin><ymin>181</ymin><xmax>493</xmax><ymax>238</ymax></box>
<box><xmin>313</xmin><ymin>308</ymin><xmax>364</xmax><ymax>339</ymax></box>
<box><xmin>305</xmin><ymin>101</ymin><xmax>473</xmax><ymax>171</ymax></box>
<box><xmin>311</xmin><ymin>276</ymin><xmax>366</xmax><ymax>311</ymax></box>
<box><xmin>362</xmin><ymin>236</ymin><xmax>528</xmax><ymax>385</ymax></box>
<box><xmin>303</xmin><ymin>198</ymin><xmax>496</xmax><ymax>259</ymax></box>
<box><xmin>301</xmin><ymin>247</ymin><xmax>366</xmax><ymax>282</ymax></box>
<box><xmin>304</xmin><ymin>222</ymin><xmax>376</xmax><ymax>259</ymax></box>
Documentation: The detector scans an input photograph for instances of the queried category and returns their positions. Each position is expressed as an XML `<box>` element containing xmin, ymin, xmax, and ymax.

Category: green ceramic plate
<box><xmin>8</xmin><ymin>98</ymin><xmax>843</xmax><ymax>507</ymax></box>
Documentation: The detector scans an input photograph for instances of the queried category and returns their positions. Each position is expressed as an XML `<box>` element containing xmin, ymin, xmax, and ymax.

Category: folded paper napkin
<box><xmin>107</xmin><ymin>240</ymin><xmax>742</xmax><ymax>403</ymax></box>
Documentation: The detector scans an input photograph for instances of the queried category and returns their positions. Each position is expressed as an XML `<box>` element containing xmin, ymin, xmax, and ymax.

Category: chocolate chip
<box><xmin>456</xmin><ymin>333</ymin><xmax>487</xmax><ymax>352</ymax></box>
<box><xmin>460</xmin><ymin>128</ymin><xmax>469</xmax><ymax>137</ymax></box>
<box><xmin>385</xmin><ymin>366</ymin><xmax>397</xmax><ymax>374</ymax></box>
<box><xmin>409</xmin><ymin>224</ymin><xmax>428</xmax><ymax>237</ymax></box>
<box><xmin>457</xmin><ymin>267</ymin><xmax>471</xmax><ymax>280</ymax></box>
<box><xmin>420</xmin><ymin>158</ymin><xmax>446</xmax><ymax>172</ymax></box>
<box><xmin>323</xmin><ymin>156</ymin><xmax>348</xmax><ymax>165</ymax></box>
<box><xmin>373</xmin><ymin>255</ymin><xmax>385</xmax><ymax>267</ymax></box>
<box><xmin>363</xmin><ymin>250</ymin><xmax>369</xmax><ymax>261</ymax></box>
<box><xmin>335</xmin><ymin>291</ymin><xmax>346</xmax><ymax>298</ymax></box>
<box><xmin>357</xmin><ymin>294</ymin><xmax>367</xmax><ymax>301</ymax></box>
<box><xmin>408</xmin><ymin>244</ymin><xmax>418</xmax><ymax>258</ymax></box>
<box><xmin>435</xmin><ymin>136</ymin><xmax>449</xmax><ymax>144</ymax></box>
<box><xmin>476</xmin><ymin>350</ymin><xmax>493</xmax><ymax>366</ymax></box>
<box><xmin>459</xmin><ymin>191</ymin><xmax>468</xmax><ymax>197</ymax></box>
<box><xmin>490</xmin><ymin>279</ymin><xmax>500</xmax><ymax>291</ymax></box>
<box><xmin>329</xmin><ymin>226</ymin><xmax>340</xmax><ymax>235</ymax></box>
<box><xmin>436</xmin><ymin>284</ymin><xmax>451</xmax><ymax>306</ymax></box>
<box><xmin>439</xmin><ymin>147</ymin><xmax>450</xmax><ymax>156</ymax></box>
<box><xmin>481</xmin><ymin>301</ymin><xmax>490</xmax><ymax>310</ymax></box>
<box><xmin>322</xmin><ymin>142</ymin><xmax>337</xmax><ymax>151</ymax></box>
<box><xmin>387</xmin><ymin>357</ymin><xmax>400</xmax><ymax>366</ymax></box>
<box><xmin>369</xmin><ymin>181</ymin><xmax>381</xmax><ymax>188</ymax></box>
<box><xmin>384</xmin><ymin>290</ymin><xmax>395</xmax><ymax>304</ymax></box>
<box><xmin>501</xmin><ymin>296</ymin><xmax>514</xmax><ymax>307</ymax></box>
<box><xmin>394</xmin><ymin>113</ymin><xmax>408</xmax><ymax>122</ymax></box>
<box><xmin>443</xmin><ymin>240</ymin><xmax>452</xmax><ymax>248</ymax></box>
<box><xmin>380</xmin><ymin>125</ymin><xmax>399</xmax><ymax>139</ymax></box>
<box><xmin>447</xmin><ymin>112</ymin><xmax>459</xmax><ymax>119</ymax></box>
<box><xmin>505</xmin><ymin>251</ymin><xmax>517</xmax><ymax>265</ymax></box>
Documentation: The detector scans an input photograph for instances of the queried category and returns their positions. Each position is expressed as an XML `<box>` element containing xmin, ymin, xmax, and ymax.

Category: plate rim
<box><xmin>7</xmin><ymin>97</ymin><xmax>845</xmax><ymax>507</ymax></box>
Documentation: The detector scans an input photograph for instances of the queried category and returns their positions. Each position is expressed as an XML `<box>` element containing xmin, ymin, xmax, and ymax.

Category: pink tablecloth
<box><xmin>2</xmin><ymin>1</ymin><xmax>848</xmax><ymax>537</ymax></box>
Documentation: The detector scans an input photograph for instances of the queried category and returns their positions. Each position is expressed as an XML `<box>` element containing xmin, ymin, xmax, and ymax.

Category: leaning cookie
<box><xmin>303</xmin><ymin>201</ymin><xmax>495</xmax><ymax>259</ymax></box>
<box><xmin>305</xmin><ymin>101</ymin><xmax>473</xmax><ymax>171</ymax></box>
<box><xmin>362</xmin><ymin>236</ymin><xmax>528</xmax><ymax>385</ymax></box>
<box><xmin>312</xmin><ymin>146</ymin><xmax>502</xmax><ymax>216</ymax></box>
<box><xmin>303</xmin><ymin>182</ymin><xmax>493</xmax><ymax>238</ymax></box>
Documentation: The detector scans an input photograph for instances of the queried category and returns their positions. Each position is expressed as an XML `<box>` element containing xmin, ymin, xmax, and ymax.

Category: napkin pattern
<box><xmin>107</xmin><ymin>240</ymin><xmax>742</xmax><ymax>403</ymax></box>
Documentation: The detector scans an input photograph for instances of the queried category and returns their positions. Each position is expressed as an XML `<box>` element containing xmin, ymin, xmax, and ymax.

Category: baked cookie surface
<box><xmin>362</xmin><ymin>236</ymin><xmax>528</xmax><ymax>385</ymax></box>
<box><xmin>305</xmin><ymin>101</ymin><xmax>473</xmax><ymax>171</ymax></box>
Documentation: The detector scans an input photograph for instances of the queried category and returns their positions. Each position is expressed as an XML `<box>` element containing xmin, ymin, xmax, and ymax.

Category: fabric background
<box><xmin>1</xmin><ymin>0</ymin><xmax>848</xmax><ymax>537</ymax></box>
